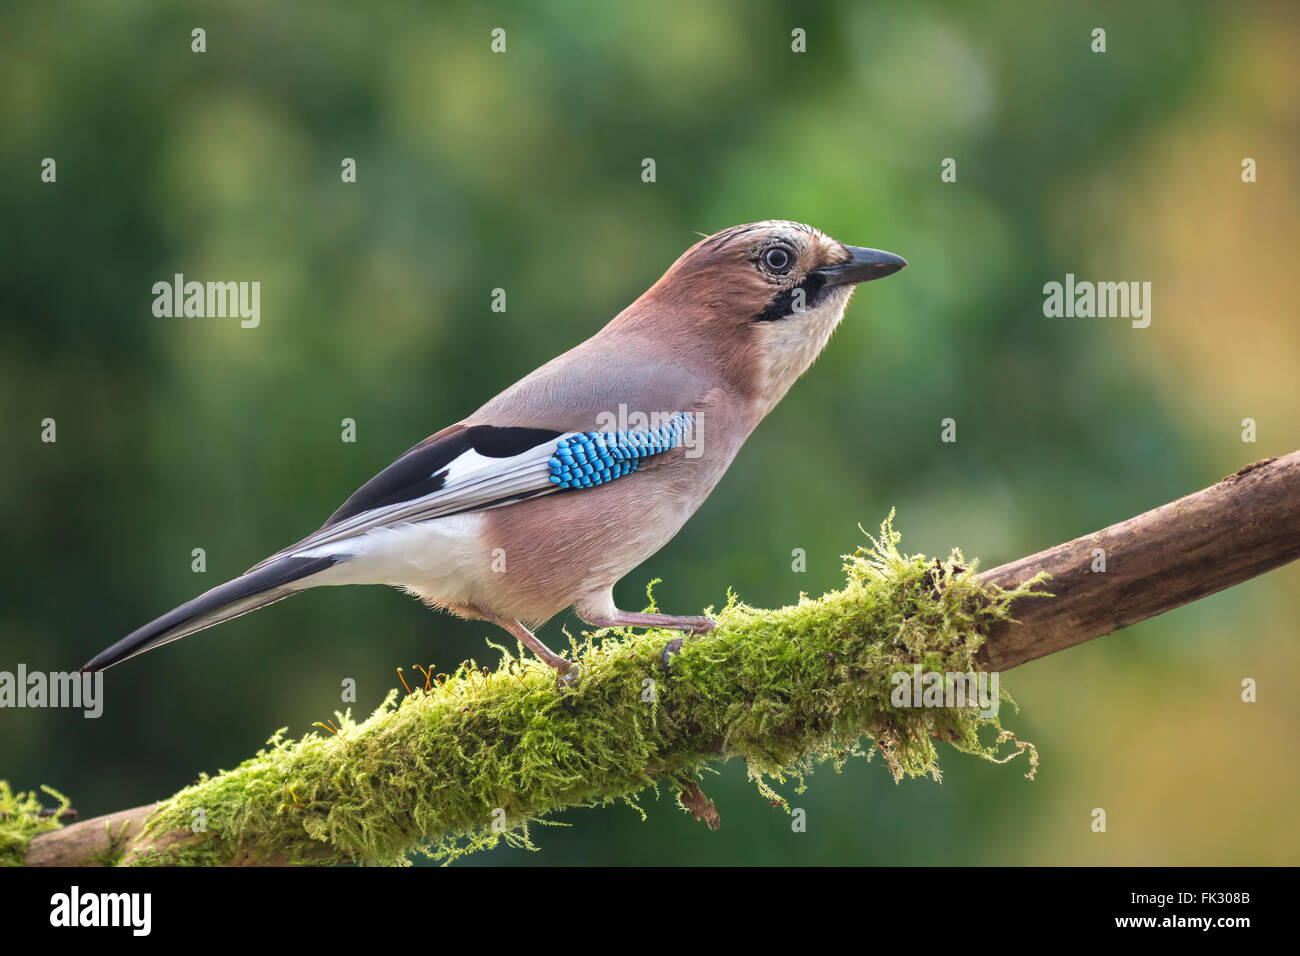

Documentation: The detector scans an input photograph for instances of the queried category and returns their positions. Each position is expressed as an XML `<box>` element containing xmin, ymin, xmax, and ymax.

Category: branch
<box><xmin>975</xmin><ymin>452</ymin><xmax>1300</xmax><ymax>670</ymax></box>
<box><xmin>17</xmin><ymin>452</ymin><xmax>1299</xmax><ymax>866</ymax></box>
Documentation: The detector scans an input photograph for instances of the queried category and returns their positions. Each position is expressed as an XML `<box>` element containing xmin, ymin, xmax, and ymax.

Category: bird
<box><xmin>81</xmin><ymin>220</ymin><xmax>906</xmax><ymax>685</ymax></box>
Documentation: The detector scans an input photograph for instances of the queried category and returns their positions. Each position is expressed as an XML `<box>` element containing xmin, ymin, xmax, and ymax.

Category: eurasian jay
<box><xmin>82</xmin><ymin>220</ymin><xmax>906</xmax><ymax>683</ymax></box>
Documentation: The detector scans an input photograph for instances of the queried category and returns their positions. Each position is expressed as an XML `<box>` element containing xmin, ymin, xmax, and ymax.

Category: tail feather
<box><xmin>81</xmin><ymin>555</ymin><xmax>338</xmax><ymax>673</ymax></box>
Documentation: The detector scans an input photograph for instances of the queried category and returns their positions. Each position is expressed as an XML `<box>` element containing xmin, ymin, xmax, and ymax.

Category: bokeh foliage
<box><xmin>2</xmin><ymin>0</ymin><xmax>1296</xmax><ymax>864</ymax></box>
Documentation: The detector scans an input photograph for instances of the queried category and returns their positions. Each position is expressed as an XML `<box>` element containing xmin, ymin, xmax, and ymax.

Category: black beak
<box><xmin>812</xmin><ymin>246</ymin><xmax>908</xmax><ymax>286</ymax></box>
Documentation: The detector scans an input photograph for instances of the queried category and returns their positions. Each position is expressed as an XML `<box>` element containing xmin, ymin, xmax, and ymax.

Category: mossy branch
<box><xmin>17</xmin><ymin>519</ymin><xmax>1041</xmax><ymax>866</ymax></box>
<box><xmin>14</xmin><ymin>451</ymin><xmax>1300</xmax><ymax>866</ymax></box>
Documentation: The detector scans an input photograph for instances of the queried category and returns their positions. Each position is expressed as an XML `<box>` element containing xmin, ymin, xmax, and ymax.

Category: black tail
<box><xmin>81</xmin><ymin>555</ymin><xmax>338</xmax><ymax>673</ymax></box>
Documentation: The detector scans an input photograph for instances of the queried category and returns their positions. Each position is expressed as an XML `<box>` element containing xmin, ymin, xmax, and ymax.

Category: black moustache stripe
<box><xmin>754</xmin><ymin>273</ymin><xmax>828</xmax><ymax>322</ymax></box>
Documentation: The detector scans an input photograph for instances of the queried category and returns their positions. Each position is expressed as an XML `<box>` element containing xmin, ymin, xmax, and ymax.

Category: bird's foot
<box><xmin>585</xmin><ymin>610</ymin><xmax>716</xmax><ymax>635</ymax></box>
<box><xmin>553</xmin><ymin>661</ymin><xmax>584</xmax><ymax>713</ymax></box>
<box><xmin>650</xmin><ymin>616</ymin><xmax>722</xmax><ymax>671</ymax></box>
<box><xmin>659</xmin><ymin>620</ymin><xmax>717</xmax><ymax>670</ymax></box>
<box><xmin>661</xmin><ymin>636</ymin><xmax>687</xmax><ymax>670</ymax></box>
<box><xmin>554</xmin><ymin>660</ymin><xmax>583</xmax><ymax>693</ymax></box>
<box><xmin>578</xmin><ymin>609</ymin><xmax>717</xmax><ymax>671</ymax></box>
<box><xmin>480</xmin><ymin>611</ymin><xmax>584</xmax><ymax>697</ymax></box>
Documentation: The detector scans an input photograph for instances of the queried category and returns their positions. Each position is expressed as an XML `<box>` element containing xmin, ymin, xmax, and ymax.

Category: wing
<box><xmin>253</xmin><ymin>335</ymin><xmax>718</xmax><ymax>569</ymax></box>
<box><xmin>324</xmin><ymin>424</ymin><xmax>563</xmax><ymax>528</ymax></box>
<box><xmin>252</xmin><ymin>413</ymin><xmax>695</xmax><ymax>567</ymax></box>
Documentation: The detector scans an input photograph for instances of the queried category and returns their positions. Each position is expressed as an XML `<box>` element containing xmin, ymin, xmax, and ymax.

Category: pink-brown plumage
<box><xmin>83</xmin><ymin>221</ymin><xmax>905</xmax><ymax>678</ymax></box>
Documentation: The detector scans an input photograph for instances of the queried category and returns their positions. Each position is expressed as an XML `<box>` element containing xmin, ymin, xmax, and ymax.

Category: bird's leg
<box><xmin>581</xmin><ymin>610</ymin><xmax>716</xmax><ymax>634</ymax></box>
<box><xmin>577</xmin><ymin>610</ymin><xmax>716</xmax><ymax>670</ymax></box>
<box><xmin>482</xmin><ymin>612</ymin><xmax>580</xmax><ymax>689</ymax></box>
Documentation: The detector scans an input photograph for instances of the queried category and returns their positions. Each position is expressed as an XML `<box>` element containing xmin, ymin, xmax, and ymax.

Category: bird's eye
<box><xmin>762</xmin><ymin>245</ymin><xmax>795</xmax><ymax>274</ymax></box>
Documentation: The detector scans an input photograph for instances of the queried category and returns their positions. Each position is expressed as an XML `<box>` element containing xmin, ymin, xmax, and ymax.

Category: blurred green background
<box><xmin>2</xmin><ymin>0</ymin><xmax>1297</xmax><ymax>865</ymax></box>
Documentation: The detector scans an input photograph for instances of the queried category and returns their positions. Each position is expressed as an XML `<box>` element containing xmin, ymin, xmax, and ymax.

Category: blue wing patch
<box><xmin>260</xmin><ymin>413</ymin><xmax>697</xmax><ymax>567</ymax></box>
<box><xmin>548</xmin><ymin>413</ymin><xmax>692</xmax><ymax>489</ymax></box>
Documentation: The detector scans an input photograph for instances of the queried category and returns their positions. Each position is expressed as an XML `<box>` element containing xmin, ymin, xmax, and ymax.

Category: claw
<box><xmin>661</xmin><ymin>637</ymin><xmax>685</xmax><ymax>671</ymax></box>
<box><xmin>556</xmin><ymin>663</ymin><xmax>583</xmax><ymax>714</ymax></box>
<box><xmin>556</xmin><ymin>665</ymin><xmax>582</xmax><ymax>697</ymax></box>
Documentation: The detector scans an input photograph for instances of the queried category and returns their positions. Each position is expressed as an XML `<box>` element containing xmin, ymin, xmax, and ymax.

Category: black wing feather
<box><xmin>322</xmin><ymin>425</ymin><xmax>561</xmax><ymax>529</ymax></box>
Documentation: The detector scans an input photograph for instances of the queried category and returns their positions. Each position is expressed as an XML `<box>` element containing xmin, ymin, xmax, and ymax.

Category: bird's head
<box><xmin>623</xmin><ymin>220</ymin><xmax>907</xmax><ymax>408</ymax></box>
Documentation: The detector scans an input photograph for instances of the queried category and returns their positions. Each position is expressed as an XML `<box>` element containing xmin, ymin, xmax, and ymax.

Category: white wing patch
<box><xmin>271</xmin><ymin>413</ymin><xmax>694</xmax><ymax>565</ymax></box>
<box><xmin>292</xmin><ymin>440</ymin><xmax>559</xmax><ymax>558</ymax></box>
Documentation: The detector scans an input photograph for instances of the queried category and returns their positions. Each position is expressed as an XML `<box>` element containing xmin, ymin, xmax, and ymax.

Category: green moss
<box><xmin>0</xmin><ymin>782</ymin><xmax>71</xmax><ymax>866</ymax></box>
<box><xmin>123</xmin><ymin>515</ymin><xmax>1045</xmax><ymax>865</ymax></box>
